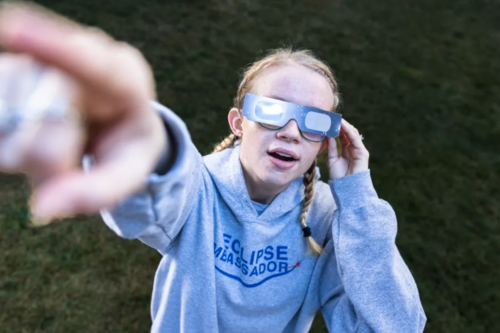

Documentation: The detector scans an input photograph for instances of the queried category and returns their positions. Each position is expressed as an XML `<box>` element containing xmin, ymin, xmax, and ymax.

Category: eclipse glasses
<box><xmin>242</xmin><ymin>93</ymin><xmax>342</xmax><ymax>142</ymax></box>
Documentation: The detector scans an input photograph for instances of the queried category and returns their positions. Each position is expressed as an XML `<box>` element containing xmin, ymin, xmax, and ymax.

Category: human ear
<box><xmin>228</xmin><ymin>107</ymin><xmax>243</xmax><ymax>137</ymax></box>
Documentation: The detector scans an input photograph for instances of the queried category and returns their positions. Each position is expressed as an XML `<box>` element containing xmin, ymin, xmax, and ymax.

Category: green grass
<box><xmin>1</xmin><ymin>0</ymin><xmax>499</xmax><ymax>332</ymax></box>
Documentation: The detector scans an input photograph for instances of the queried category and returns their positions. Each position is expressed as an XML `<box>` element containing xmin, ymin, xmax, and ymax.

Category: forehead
<box><xmin>252</xmin><ymin>64</ymin><xmax>334</xmax><ymax>111</ymax></box>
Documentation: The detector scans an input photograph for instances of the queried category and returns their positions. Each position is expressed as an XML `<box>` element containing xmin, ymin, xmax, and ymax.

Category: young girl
<box><xmin>0</xmin><ymin>4</ymin><xmax>426</xmax><ymax>332</ymax></box>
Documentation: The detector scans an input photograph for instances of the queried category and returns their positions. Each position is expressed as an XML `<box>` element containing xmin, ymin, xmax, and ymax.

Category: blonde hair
<box><xmin>213</xmin><ymin>48</ymin><xmax>340</xmax><ymax>255</ymax></box>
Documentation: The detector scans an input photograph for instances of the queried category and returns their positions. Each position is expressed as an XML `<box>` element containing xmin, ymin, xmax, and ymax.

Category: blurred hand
<box><xmin>326</xmin><ymin>119</ymin><xmax>369</xmax><ymax>180</ymax></box>
<box><xmin>0</xmin><ymin>2</ymin><xmax>167</xmax><ymax>224</ymax></box>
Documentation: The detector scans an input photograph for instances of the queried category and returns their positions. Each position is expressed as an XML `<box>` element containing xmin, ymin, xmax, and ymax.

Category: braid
<box><xmin>299</xmin><ymin>160</ymin><xmax>323</xmax><ymax>255</ymax></box>
<box><xmin>213</xmin><ymin>133</ymin><xmax>238</xmax><ymax>153</ymax></box>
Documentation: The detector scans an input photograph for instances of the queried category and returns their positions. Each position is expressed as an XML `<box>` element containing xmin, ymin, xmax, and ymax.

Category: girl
<box><xmin>0</xmin><ymin>4</ymin><xmax>426</xmax><ymax>332</ymax></box>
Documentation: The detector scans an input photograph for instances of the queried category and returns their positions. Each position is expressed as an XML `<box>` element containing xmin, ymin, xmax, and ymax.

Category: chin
<box><xmin>261</xmin><ymin>168</ymin><xmax>299</xmax><ymax>188</ymax></box>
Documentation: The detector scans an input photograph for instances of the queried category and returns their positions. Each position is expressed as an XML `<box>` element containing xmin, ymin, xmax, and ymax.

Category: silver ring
<box><xmin>327</xmin><ymin>154</ymin><xmax>339</xmax><ymax>159</ymax></box>
<box><xmin>360</xmin><ymin>134</ymin><xmax>364</xmax><ymax>141</ymax></box>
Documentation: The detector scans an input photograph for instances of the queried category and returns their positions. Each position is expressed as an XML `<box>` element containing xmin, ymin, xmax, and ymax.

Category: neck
<box><xmin>240</xmin><ymin>160</ymin><xmax>288</xmax><ymax>205</ymax></box>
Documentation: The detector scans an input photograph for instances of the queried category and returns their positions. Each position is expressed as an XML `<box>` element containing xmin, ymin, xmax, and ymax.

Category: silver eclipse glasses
<box><xmin>242</xmin><ymin>93</ymin><xmax>342</xmax><ymax>142</ymax></box>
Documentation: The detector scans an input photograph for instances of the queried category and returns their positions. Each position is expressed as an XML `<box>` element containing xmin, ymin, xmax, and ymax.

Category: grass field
<box><xmin>1</xmin><ymin>0</ymin><xmax>499</xmax><ymax>332</ymax></box>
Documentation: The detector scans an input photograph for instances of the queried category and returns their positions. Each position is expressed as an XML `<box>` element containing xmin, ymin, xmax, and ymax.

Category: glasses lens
<box><xmin>302</xmin><ymin>131</ymin><xmax>326</xmax><ymax>142</ymax></box>
<box><xmin>304</xmin><ymin>112</ymin><xmax>332</xmax><ymax>132</ymax></box>
<box><xmin>259</xmin><ymin>122</ymin><xmax>281</xmax><ymax>130</ymax></box>
<box><xmin>255</xmin><ymin>101</ymin><xmax>284</xmax><ymax>121</ymax></box>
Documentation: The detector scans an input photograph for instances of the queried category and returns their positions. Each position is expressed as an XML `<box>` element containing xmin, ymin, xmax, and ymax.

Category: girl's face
<box><xmin>232</xmin><ymin>64</ymin><xmax>335</xmax><ymax>193</ymax></box>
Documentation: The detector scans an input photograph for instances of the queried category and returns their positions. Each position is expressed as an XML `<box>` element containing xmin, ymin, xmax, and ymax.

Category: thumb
<box><xmin>30</xmin><ymin>143</ymin><xmax>156</xmax><ymax>225</ymax></box>
<box><xmin>29</xmin><ymin>111</ymin><xmax>167</xmax><ymax>225</ymax></box>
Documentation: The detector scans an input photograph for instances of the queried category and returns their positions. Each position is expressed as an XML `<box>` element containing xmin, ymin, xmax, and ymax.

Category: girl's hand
<box><xmin>326</xmin><ymin>119</ymin><xmax>369</xmax><ymax>180</ymax></box>
<box><xmin>0</xmin><ymin>3</ymin><xmax>166</xmax><ymax>223</ymax></box>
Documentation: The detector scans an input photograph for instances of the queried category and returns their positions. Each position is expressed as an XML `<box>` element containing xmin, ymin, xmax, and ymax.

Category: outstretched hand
<box><xmin>326</xmin><ymin>118</ymin><xmax>369</xmax><ymax>180</ymax></box>
<box><xmin>0</xmin><ymin>3</ymin><xmax>166</xmax><ymax>224</ymax></box>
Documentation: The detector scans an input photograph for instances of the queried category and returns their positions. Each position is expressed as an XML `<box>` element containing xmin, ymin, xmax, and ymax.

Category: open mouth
<box><xmin>267</xmin><ymin>152</ymin><xmax>297</xmax><ymax>162</ymax></box>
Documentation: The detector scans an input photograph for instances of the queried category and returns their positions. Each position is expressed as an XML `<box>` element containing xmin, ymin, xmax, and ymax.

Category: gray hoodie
<box><xmin>100</xmin><ymin>102</ymin><xmax>427</xmax><ymax>332</ymax></box>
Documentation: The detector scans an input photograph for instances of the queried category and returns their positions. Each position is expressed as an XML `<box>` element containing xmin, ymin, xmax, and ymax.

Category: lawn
<box><xmin>1</xmin><ymin>0</ymin><xmax>499</xmax><ymax>332</ymax></box>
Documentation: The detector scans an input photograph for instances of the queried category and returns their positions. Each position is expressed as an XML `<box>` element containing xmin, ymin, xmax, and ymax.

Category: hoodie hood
<box><xmin>203</xmin><ymin>144</ymin><xmax>321</xmax><ymax>223</ymax></box>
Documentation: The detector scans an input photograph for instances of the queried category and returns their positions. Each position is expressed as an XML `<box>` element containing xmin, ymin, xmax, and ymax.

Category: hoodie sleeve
<box><xmin>99</xmin><ymin>101</ymin><xmax>203</xmax><ymax>254</ymax></box>
<box><xmin>319</xmin><ymin>170</ymin><xmax>427</xmax><ymax>332</ymax></box>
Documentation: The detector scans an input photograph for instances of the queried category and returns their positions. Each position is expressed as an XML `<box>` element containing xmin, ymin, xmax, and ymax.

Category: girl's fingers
<box><xmin>24</xmin><ymin>121</ymin><xmax>85</xmax><ymax>184</ymax></box>
<box><xmin>0</xmin><ymin>3</ymin><xmax>154</xmax><ymax>121</ymax></box>
<box><xmin>31</xmin><ymin>148</ymin><xmax>150</xmax><ymax>223</ymax></box>
<box><xmin>30</xmin><ymin>110</ymin><xmax>166</xmax><ymax>223</ymax></box>
<box><xmin>0</xmin><ymin>3</ymin><xmax>111</xmax><ymax>87</ymax></box>
<box><xmin>326</xmin><ymin>135</ymin><xmax>349</xmax><ymax>180</ymax></box>
<box><xmin>0</xmin><ymin>121</ymin><xmax>84</xmax><ymax>181</ymax></box>
<box><xmin>326</xmin><ymin>136</ymin><xmax>338</xmax><ymax>154</ymax></box>
<box><xmin>341</xmin><ymin>119</ymin><xmax>365</xmax><ymax>150</ymax></box>
<box><xmin>339</xmin><ymin>132</ymin><xmax>350</xmax><ymax>147</ymax></box>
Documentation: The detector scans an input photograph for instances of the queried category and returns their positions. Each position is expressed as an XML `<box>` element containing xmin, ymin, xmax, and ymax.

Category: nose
<box><xmin>276</xmin><ymin>119</ymin><xmax>301</xmax><ymax>142</ymax></box>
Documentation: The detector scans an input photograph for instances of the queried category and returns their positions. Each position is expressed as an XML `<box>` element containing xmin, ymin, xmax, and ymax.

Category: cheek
<box><xmin>305</xmin><ymin>140</ymin><xmax>321</xmax><ymax>155</ymax></box>
<box><xmin>243</xmin><ymin>124</ymin><xmax>273</xmax><ymax>148</ymax></box>
<box><xmin>300</xmin><ymin>145</ymin><xmax>321</xmax><ymax>167</ymax></box>
<box><xmin>241</xmin><ymin>128</ymin><xmax>268</xmax><ymax>159</ymax></box>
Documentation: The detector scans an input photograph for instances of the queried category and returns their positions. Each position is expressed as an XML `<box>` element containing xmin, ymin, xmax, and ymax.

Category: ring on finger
<box><xmin>328</xmin><ymin>154</ymin><xmax>339</xmax><ymax>159</ymax></box>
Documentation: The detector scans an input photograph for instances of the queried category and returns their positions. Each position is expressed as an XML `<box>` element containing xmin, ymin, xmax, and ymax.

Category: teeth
<box><xmin>276</xmin><ymin>152</ymin><xmax>292</xmax><ymax>158</ymax></box>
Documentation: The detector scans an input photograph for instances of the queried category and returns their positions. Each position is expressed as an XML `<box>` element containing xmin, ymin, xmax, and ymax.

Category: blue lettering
<box><xmin>264</xmin><ymin>246</ymin><xmax>274</xmax><ymax>260</ymax></box>
<box><xmin>242</xmin><ymin>264</ymin><xmax>248</xmax><ymax>275</ymax></box>
<box><xmin>220</xmin><ymin>249</ymin><xmax>228</xmax><ymax>262</ymax></box>
<box><xmin>256</xmin><ymin>250</ymin><xmax>264</xmax><ymax>264</ymax></box>
<box><xmin>277</xmin><ymin>246</ymin><xmax>288</xmax><ymax>260</ymax></box>
<box><xmin>227</xmin><ymin>253</ymin><xmax>234</xmax><ymax>265</ymax></box>
<box><xmin>231</xmin><ymin>240</ymin><xmax>240</xmax><ymax>254</ymax></box>
<box><xmin>241</xmin><ymin>247</ymin><xmax>248</xmax><ymax>264</ymax></box>
<box><xmin>214</xmin><ymin>247</ymin><xmax>222</xmax><ymax>258</ymax></box>
<box><xmin>259</xmin><ymin>263</ymin><xmax>266</xmax><ymax>274</ymax></box>
<box><xmin>279</xmin><ymin>261</ymin><xmax>288</xmax><ymax>273</ymax></box>
<box><xmin>267</xmin><ymin>261</ymin><xmax>277</xmax><ymax>272</ymax></box>
<box><xmin>235</xmin><ymin>257</ymin><xmax>241</xmax><ymax>268</ymax></box>
<box><xmin>249</xmin><ymin>266</ymin><xmax>258</xmax><ymax>277</ymax></box>
<box><xmin>250</xmin><ymin>251</ymin><xmax>255</xmax><ymax>265</ymax></box>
